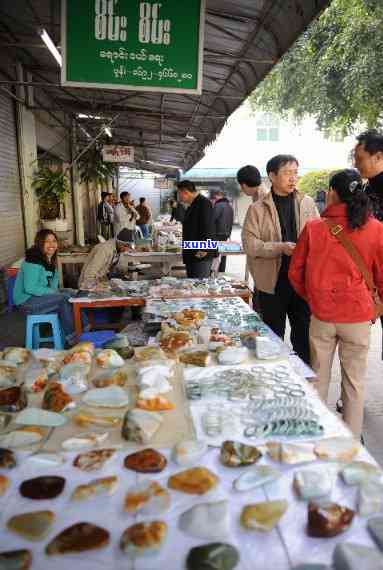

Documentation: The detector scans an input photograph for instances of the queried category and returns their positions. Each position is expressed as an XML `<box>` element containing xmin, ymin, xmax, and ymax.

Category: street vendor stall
<box><xmin>0</xmin><ymin>299</ymin><xmax>382</xmax><ymax>570</ymax></box>
<box><xmin>70</xmin><ymin>277</ymin><xmax>252</xmax><ymax>336</ymax></box>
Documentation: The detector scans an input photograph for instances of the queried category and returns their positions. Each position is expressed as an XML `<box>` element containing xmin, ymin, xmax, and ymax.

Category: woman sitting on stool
<box><xmin>13</xmin><ymin>229</ymin><xmax>82</xmax><ymax>346</ymax></box>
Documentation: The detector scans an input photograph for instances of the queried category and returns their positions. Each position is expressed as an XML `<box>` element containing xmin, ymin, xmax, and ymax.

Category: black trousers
<box><xmin>258</xmin><ymin>273</ymin><xmax>311</xmax><ymax>364</ymax></box>
<box><xmin>218</xmin><ymin>255</ymin><xmax>227</xmax><ymax>273</ymax></box>
<box><xmin>184</xmin><ymin>258</ymin><xmax>212</xmax><ymax>278</ymax></box>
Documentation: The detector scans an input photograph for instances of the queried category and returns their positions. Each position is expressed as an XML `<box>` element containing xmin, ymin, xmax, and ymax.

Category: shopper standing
<box><xmin>177</xmin><ymin>180</ymin><xmax>217</xmax><ymax>278</ymax></box>
<box><xmin>354</xmin><ymin>129</ymin><xmax>383</xmax><ymax>220</ymax></box>
<box><xmin>289</xmin><ymin>169</ymin><xmax>383</xmax><ymax>438</ymax></box>
<box><xmin>136</xmin><ymin>197</ymin><xmax>152</xmax><ymax>238</ymax></box>
<box><xmin>237</xmin><ymin>165</ymin><xmax>268</xmax><ymax>310</ymax></box>
<box><xmin>242</xmin><ymin>155</ymin><xmax>318</xmax><ymax>364</ymax></box>
<box><xmin>237</xmin><ymin>165</ymin><xmax>268</xmax><ymax>203</ymax></box>
<box><xmin>113</xmin><ymin>191</ymin><xmax>139</xmax><ymax>239</ymax></box>
<box><xmin>97</xmin><ymin>192</ymin><xmax>114</xmax><ymax>240</ymax></box>
<box><xmin>169</xmin><ymin>199</ymin><xmax>185</xmax><ymax>223</ymax></box>
<box><xmin>213</xmin><ymin>190</ymin><xmax>234</xmax><ymax>272</ymax></box>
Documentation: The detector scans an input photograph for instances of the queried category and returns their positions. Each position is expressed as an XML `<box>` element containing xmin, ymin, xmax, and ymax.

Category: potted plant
<box><xmin>32</xmin><ymin>164</ymin><xmax>70</xmax><ymax>231</ymax></box>
<box><xmin>78</xmin><ymin>146</ymin><xmax>117</xmax><ymax>187</ymax></box>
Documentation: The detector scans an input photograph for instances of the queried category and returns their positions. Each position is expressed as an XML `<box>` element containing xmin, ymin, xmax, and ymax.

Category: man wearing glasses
<box><xmin>354</xmin><ymin>130</ymin><xmax>383</xmax><ymax>366</ymax></box>
<box><xmin>242</xmin><ymin>154</ymin><xmax>319</xmax><ymax>364</ymax></box>
<box><xmin>354</xmin><ymin>129</ymin><xmax>383</xmax><ymax>220</ymax></box>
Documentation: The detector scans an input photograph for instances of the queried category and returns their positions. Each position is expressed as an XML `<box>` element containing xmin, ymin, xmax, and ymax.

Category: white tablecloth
<box><xmin>0</xmin><ymin>437</ymin><xmax>378</xmax><ymax>570</ymax></box>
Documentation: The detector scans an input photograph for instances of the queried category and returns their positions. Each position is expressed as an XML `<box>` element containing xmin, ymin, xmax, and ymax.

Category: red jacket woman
<box><xmin>289</xmin><ymin>169</ymin><xmax>383</xmax><ymax>438</ymax></box>
<box><xmin>289</xmin><ymin>204</ymin><xmax>383</xmax><ymax>323</ymax></box>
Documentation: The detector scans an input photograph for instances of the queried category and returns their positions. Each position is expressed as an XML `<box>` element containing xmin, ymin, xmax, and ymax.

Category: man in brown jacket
<box><xmin>136</xmin><ymin>197</ymin><xmax>152</xmax><ymax>238</ymax></box>
<box><xmin>242</xmin><ymin>154</ymin><xmax>319</xmax><ymax>364</ymax></box>
<box><xmin>79</xmin><ymin>229</ymin><xmax>132</xmax><ymax>290</ymax></box>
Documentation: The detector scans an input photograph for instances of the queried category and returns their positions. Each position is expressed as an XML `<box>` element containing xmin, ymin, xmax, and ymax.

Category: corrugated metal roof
<box><xmin>0</xmin><ymin>1</ymin><xmax>331</xmax><ymax>175</ymax></box>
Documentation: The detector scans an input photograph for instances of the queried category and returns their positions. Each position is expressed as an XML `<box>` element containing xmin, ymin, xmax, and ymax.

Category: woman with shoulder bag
<box><xmin>288</xmin><ymin>169</ymin><xmax>383</xmax><ymax>438</ymax></box>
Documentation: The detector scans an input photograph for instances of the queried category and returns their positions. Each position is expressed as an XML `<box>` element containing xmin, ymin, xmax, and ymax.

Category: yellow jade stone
<box><xmin>7</xmin><ymin>510</ymin><xmax>55</xmax><ymax>540</ymax></box>
<box><xmin>240</xmin><ymin>500</ymin><xmax>288</xmax><ymax>532</ymax></box>
<box><xmin>168</xmin><ymin>467</ymin><xmax>219</xmax><ymax>495</ymax></box>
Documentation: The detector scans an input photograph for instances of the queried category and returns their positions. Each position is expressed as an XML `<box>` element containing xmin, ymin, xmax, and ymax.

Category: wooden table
<box><xmin>57</xmin><ymin>252</ymin><xmax>89</xmax><ymax>287</ymax></box>
<box><xmin>70</xmin><ymin>295</ymin><xmax>145</xmax><ymax>337</ymax></box>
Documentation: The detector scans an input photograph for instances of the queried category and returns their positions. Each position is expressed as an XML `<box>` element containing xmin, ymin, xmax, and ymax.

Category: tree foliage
<box><xmin>249</xmin><ymin>0</ymin><xmax>383</xmax><ymax>135</ymax></box>
<box><xmin>78</xmin><ymin>145</ymin><xmax>118</xmax><ymax>186</ymax></box>
<box><xmin>297</xmin><ymin>169</ymin><xmax>334</xmax><ymax>197</ymax></box>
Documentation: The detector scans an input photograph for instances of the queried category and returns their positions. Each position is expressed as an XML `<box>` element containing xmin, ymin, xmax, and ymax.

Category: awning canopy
<box><xmin>0</xmin><ymin>0</ymin><xmax>330</xmax><ymax>175</ymax></box>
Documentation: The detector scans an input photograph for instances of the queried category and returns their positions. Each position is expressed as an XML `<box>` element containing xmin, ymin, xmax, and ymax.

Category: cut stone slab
<box><xmin>233</xmin><ymin>465</ymin><xmax>281</xmax><ymax>492</ymax></box>
<box><xmin>0</xmin><ymin>549</ymin><xmax>32</xmax><ymax>570</ymax></box>
<box><xmin>172</xmin><ymin>439</ymin><xmax>207</xmax><ymax>467</ymax></box>
<box><xmin>358</xmin><ymin>480</ymin><xmax>383</xmax><ymax>517</ymax></box>
<box><xmin>307</xmin><ymin>502</ymin><xmax>354</xmax><ymax>538</ymax></box>
<box><xmin>186</xmin><ymin>543</ymin><xmax>239</xmax><ymax>570</ymax></box>
<box><xmin>46</xmin><ymin>523</ymin><xmax>110</xmax><ymax>555</ymax></box>
<box><xmin>333</xmin><ymin>542</ymin><xmax>383</xmax><ymax>570</ymax></box>
<box><xmin>124</xmin><ymin>448</ymin><xmax>167</xmax><ymax>473</ymax></box>
<box><xmin>220</xmin><ymin>440</ymin><xmax>262</xmax><ymax>468</ymax></box>
<box><xmin>124</xmin><ymin>481</ymin><xmax>170</xmax><ymax>515</ymax></box>
<box><xmin>168</xmin><ymin>467</ymin><xmax>219</xmax><ymax>495</ymax></box>
<box><xmin>340</xmin><ymin>461</ymin><xmax>381</xmax><ymax>486</ymax></box>
<box><xmin>15</xmin><ymin>408</ymin><xmax>67</xmax><ymax>428</ymax></box>
<box><xmin>7</xmin><ymin>511</ymin><xmax>55</xmax><ymax>541</ymax></box>
<box><xmin>314</xmin><ymin>438</ymin><xmax>360</xmax><ymax>462</ymax></box>
<box><xmin>294</xmin><ymin>469</ymin><xmax>332</xmax><ymax>501</ymax></box>
<box><xmin>120</xmin><ymin>521</ymin><xmax>167</xmax><ymax>557</ymax></box>
<box><xmin>179</xmin><ymin>501</ymin><xmax>230</xmax><ymax>540</ymax></box>
<box><xmin>240</xmin><ymin>500</ymin><xmax>288</xmax><ymax>532</ymax></box>
<box><xmin>0</xmin><ymin>448</ymin><xmax>16</xmax><ymax>469</ymax></box>
<box><xmin>368</xmin><ymin>516</ymin><xmax>383</xmax><ymax>551</ymax></box>
<box><xmin>20</xmin><ymin>476</ymin><xmax>65</xmax><ymax>500</ymax></box>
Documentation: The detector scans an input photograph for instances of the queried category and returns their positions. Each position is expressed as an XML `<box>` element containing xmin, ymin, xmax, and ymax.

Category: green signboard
<box><xmin>61</xmin><ymin>0</ymin><xmax>205</xmax><ymax>94</ymax></box>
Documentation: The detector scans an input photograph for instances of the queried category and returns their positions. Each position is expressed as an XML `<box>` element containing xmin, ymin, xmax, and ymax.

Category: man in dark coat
<box><xmin>213</xmin><ymin>190</ymin><xmax>234</xmax><ymax>272</ymax></box>
<box><xmin>169</xmin><ymin>199</ymin><xmax>185</xmax><ymax>223</ymax></box>
<box><xmin>354</xmin><ymin>129</ymin><xmax>383</xmax><ymax>368</ymax></box>
<box><xmin>354</xmin><ymin>129</ymin><xmax>383</xmax><ymax>220</ymax></box>
<box><xmin>177</xmin><ymin>180</ymin><xmax>217</xmax><ymax>278</ymax></box>
<box><xmin>97</xmin><ymin>192</ymin><xmax>114</xmax><ymax>239</ymax></box>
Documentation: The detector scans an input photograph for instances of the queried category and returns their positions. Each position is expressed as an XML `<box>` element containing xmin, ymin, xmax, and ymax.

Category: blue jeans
<box><xmin>18</xmin><ymin>289</ymin><xmax>87</xmax><ymax>339</ymax></box>
<box><xmin>138</xmin><ymin>224</ymin><xmax>150</xmax><ymax>238</ymax></box>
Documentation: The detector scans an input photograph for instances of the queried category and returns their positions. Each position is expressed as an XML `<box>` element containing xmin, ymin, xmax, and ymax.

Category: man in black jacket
<box><xmin>354</xmin><ymin>129</ymin><xmax>383</xmax><ymax>369</ymax></box>
<box><xmin>177</xmin><ymin>180</ymin><xmax>217</xmax><ymax>278</ymax></box>
<box><xmin>213</xmin><ymin>190</ymin><xmax>234</xmax><ymax>272</ymax></box>
<box><xmin>354</xmin><ymin>129</ymin><xmax>383</xmax><ymax>220</ymax></box>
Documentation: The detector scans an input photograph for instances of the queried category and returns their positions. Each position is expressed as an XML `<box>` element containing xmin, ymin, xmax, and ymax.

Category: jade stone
<box><xmin>186</xmin><ymin>543</ymin><xmax>239</xmax><ymax>570</ymax></box>
<box><xmin>333</xmin><ymin>543</ymin><xmax>383</xmax><ymax>570</ymax></box>
<box><xmin>0</xmin><ymin>549</ymin><xmax>32</xmax><ymax>570</ymax></box>
<box><xmin>368</xmin><ymin>516</ymin><xmax>383</xmax><ymax>551</ymax></box>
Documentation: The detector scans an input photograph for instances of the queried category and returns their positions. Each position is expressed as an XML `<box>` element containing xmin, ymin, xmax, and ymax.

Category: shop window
<box><xmin>256</xmin><ymin>128</ymin><xmax>268</xmax><ymax>142</ymax></box>
<box><xmin>256</xmin><ymin>113</ymin><xmax>280</xmax><ymax>142</ymax></box>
